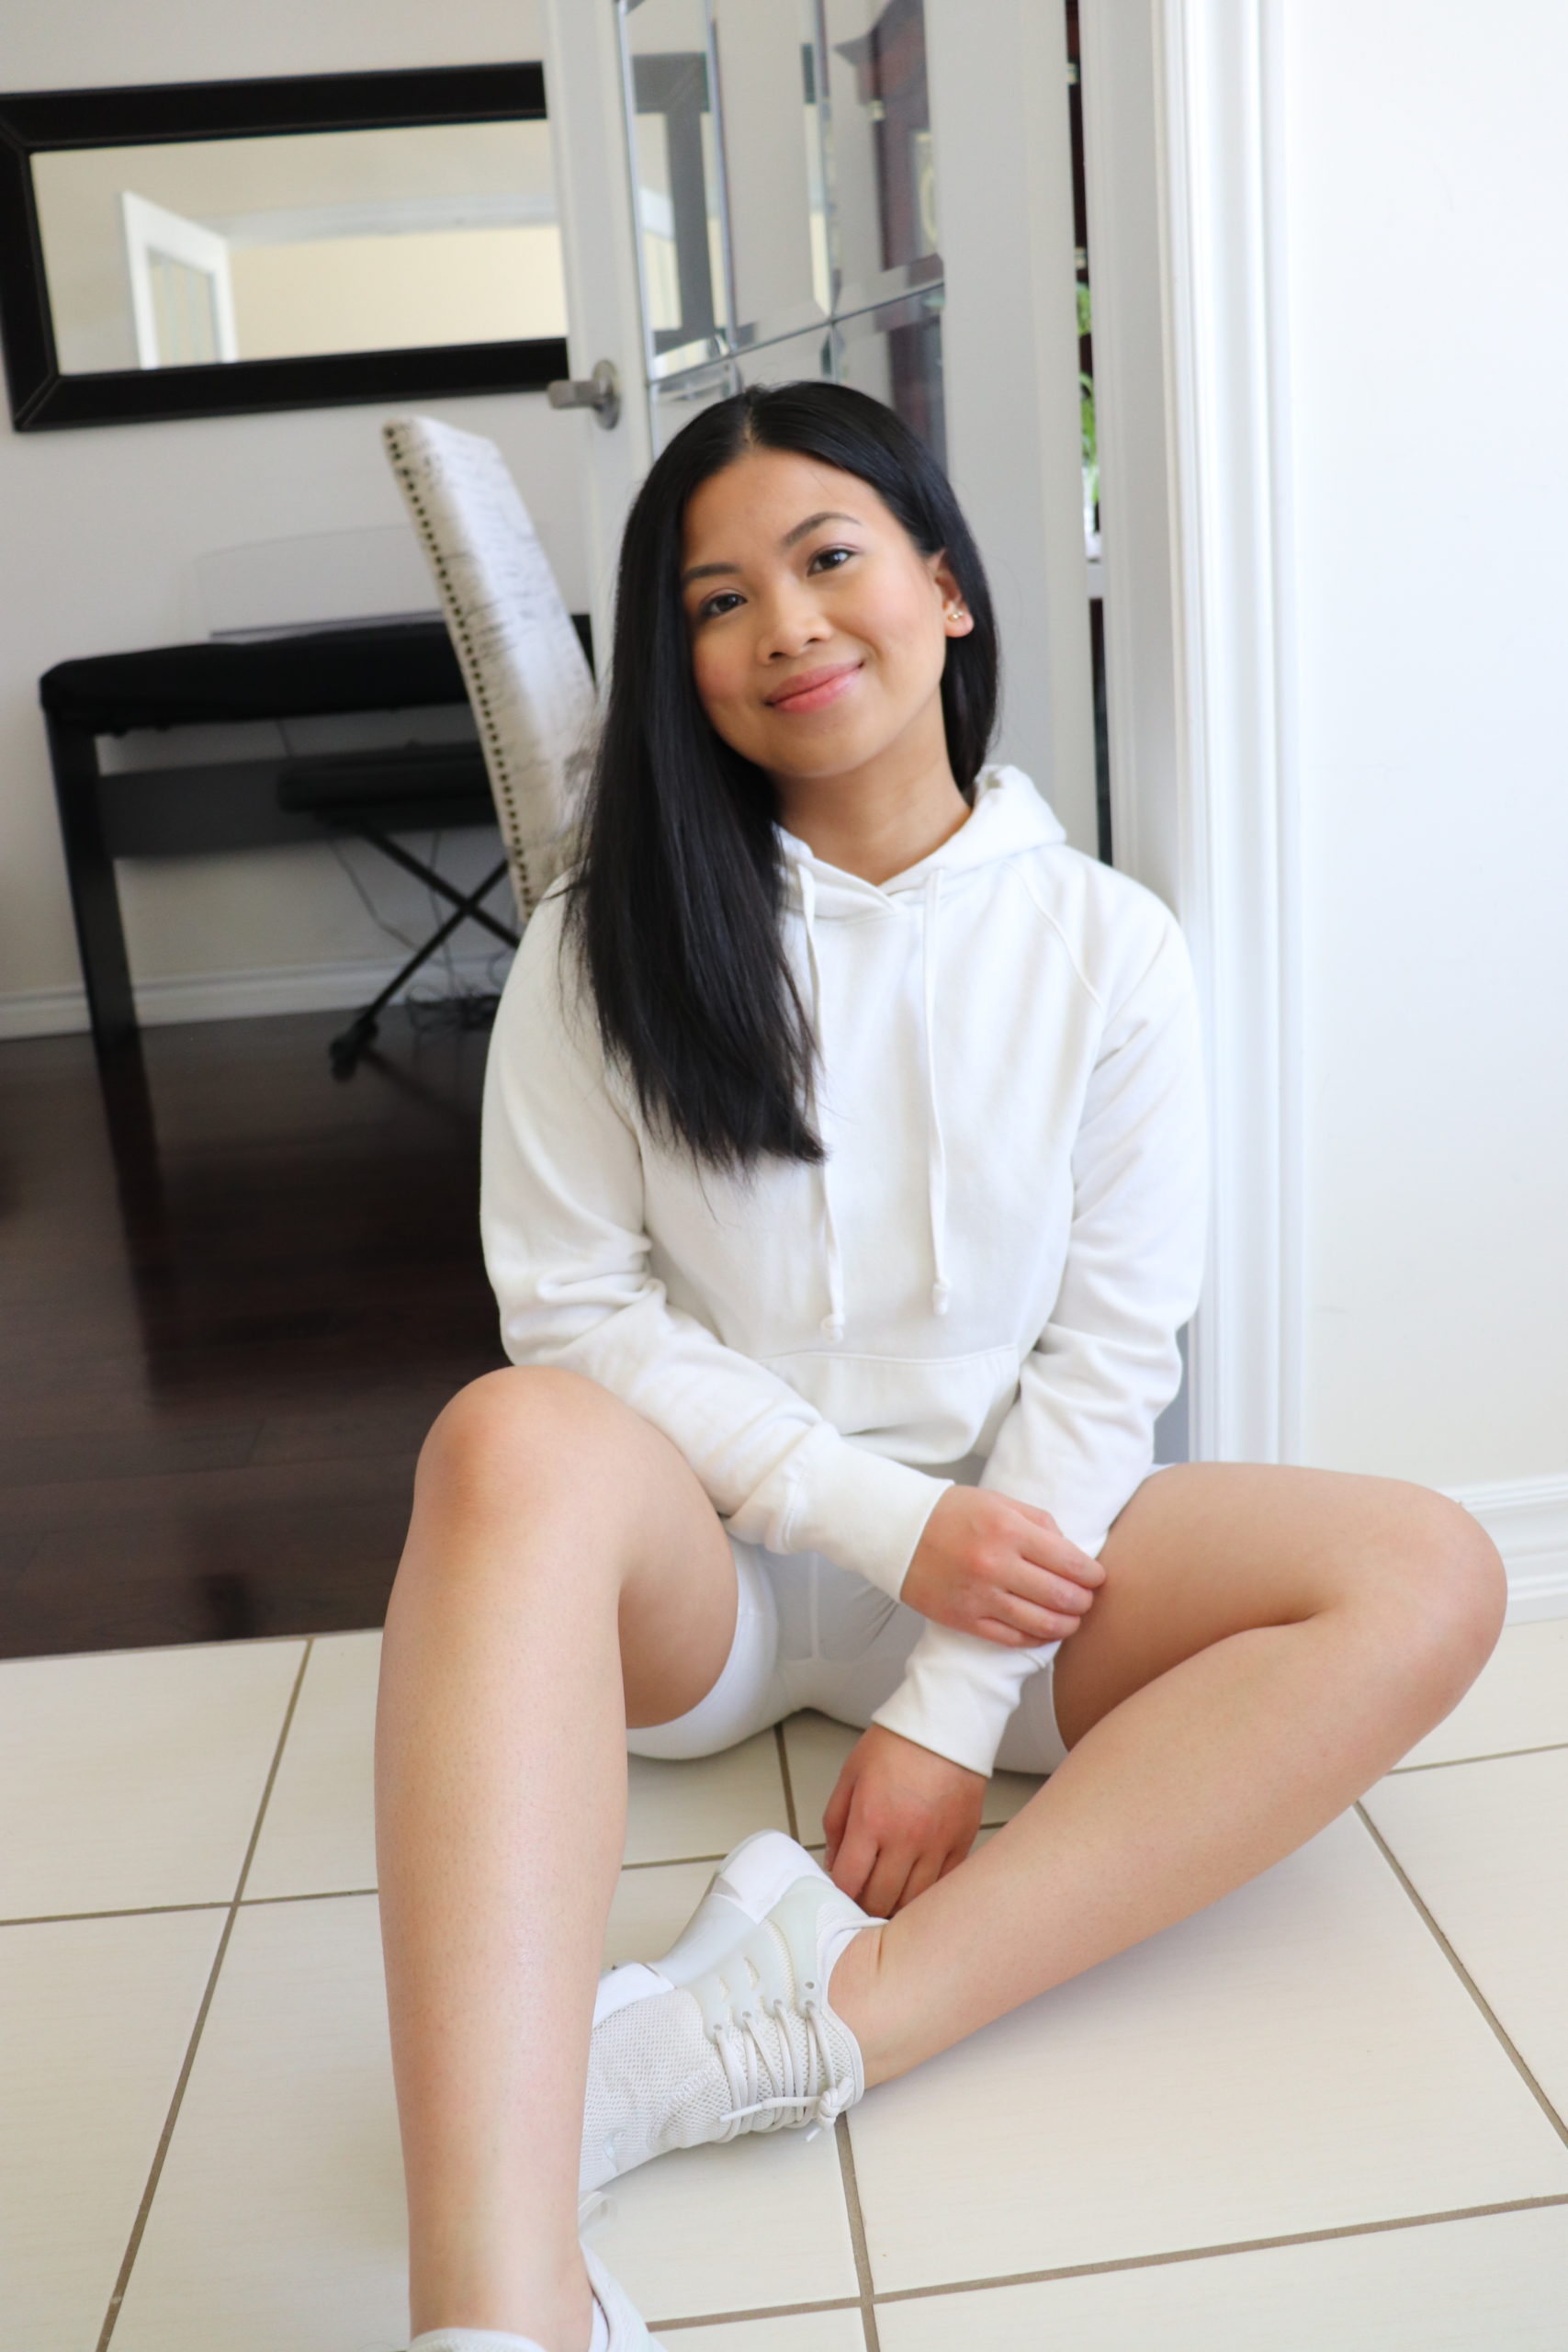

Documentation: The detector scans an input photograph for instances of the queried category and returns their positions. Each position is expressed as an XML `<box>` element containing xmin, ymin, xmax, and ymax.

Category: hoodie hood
<box><xmin>774</xmin><ymin>765</ymin><xmax>1068</xmax><ymax>1343</ymax></box>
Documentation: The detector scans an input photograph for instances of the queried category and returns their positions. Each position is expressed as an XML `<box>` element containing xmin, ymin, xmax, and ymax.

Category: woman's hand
<box><xmin>823</xmin><ymin>1723</ymin><xmax>986</xmax><ymax>1917</ymax></box>
<box><xmin>900</xmin><ymin>1485</ymin><xmax>1105</xmax><ymax>1647</ymax></box>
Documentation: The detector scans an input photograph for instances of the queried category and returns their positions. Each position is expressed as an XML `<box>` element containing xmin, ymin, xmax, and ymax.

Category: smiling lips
<box><xmin>764</xmin><ymin>661</ymin><xmax>863</xmax><ymax>714</ymax></box>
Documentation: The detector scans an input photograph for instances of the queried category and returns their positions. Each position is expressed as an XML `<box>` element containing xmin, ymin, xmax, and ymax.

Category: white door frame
<box><xmin>1080</xmin><ymin>0</ymin><xmax>1302</xmax><ymax>1470</ymax></box>
<box><xmin>121</xmin><ymin>191</ymin><xmax>239</xmax><ymax>368</ymax></box>
<box><xmin>543</xmin><ymin>0</ymin><xmax>1302</xmax><ymax>1472</ymax></box>
<box><xmin>540</xmin><ymin>0</ymin><xmax>655</xmax><ymax>673</ymax></box>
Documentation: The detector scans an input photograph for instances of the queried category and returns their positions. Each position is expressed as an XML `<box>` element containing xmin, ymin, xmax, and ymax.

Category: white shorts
<box><xmin>626</xmin><ymin>1536</ymin><xmax>1072</xmax><ymax>1777</ymax></box>
<box><xmin>626</xmin><ymin>1464</ymin><xmax>1183</xmax><ymax>1783</ymax></box>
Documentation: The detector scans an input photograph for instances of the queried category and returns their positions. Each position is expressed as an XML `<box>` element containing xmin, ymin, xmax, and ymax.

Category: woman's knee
<box><xmin>412</xmin><ymin>1364</ymin><xmax>626</xmax><ymax>1532</ymax></box>
<box><xmin>1359</xmin><ymin>1484</ymin><xmax>1507</xmax><ymax>1696</ymax></box>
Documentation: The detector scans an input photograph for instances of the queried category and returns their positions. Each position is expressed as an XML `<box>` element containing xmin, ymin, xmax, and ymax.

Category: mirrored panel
<box><xmin>33</xmin><ymin>120</ymin><xmax>564</xmax><ymax>374</ymax></box>
<box><xmin>708</xmin><ymin>0</ymin><xmax>828</xmax><ymax>342</ymax></box>
<box><xmin>734</xmin><ymin>323</ymin><xmax>835</xmax><ymax>392</ymax></box>
<box><xmin>623</xmin><ymin>0</ymin><xmax>730</xmax><ymax>370</ymax></box>
<box><xmin>835</xmin><ymin>288</ymin><xmax>944</xmax><ymax>464</ymax></box>
<box><xmin>822</xmin><ymin>0</ymin><xmax>939</xmax><ymax>310</ymax></box>
<box><xmin>652</xmin><ymin>288</ymin><xmax>942</xmax><ymax>468</ymax></box>
<box><xmin>649</xmin><ymin>356</ymin><xmax>739</xmax><ymax>454</ymax></box>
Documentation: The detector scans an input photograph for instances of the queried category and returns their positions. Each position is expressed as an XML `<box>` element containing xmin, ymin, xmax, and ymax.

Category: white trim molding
<box><xmin>0</xmin><ymin>952</ymin><xmax>504</xmax><ymax>1040</ymax></box>
<box><xmin>1083</xmin><ymin>0</ymin><xmax>1301</xmax><ymax>1467</ymax></box>
<box><xmin>1447</xmin><ymin>1474</ymin><xmax>1568</xmax><ymax>1626</ymax></box>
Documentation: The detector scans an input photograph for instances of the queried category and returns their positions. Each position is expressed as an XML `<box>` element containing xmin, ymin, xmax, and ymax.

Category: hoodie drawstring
<box><xmin>798</xmin><ymin>866</ymin><xmax>846</xmax><ymax>1342</ymax></box>
<box><xmin>921</xmin><ymin>869</ymin><xmax>951</xmax><ymax>1317</ymax></box>
<box><xmin>797</xmin><ymin>861</ymin><xmax>952</xmax><ymax>1341</ymax></box>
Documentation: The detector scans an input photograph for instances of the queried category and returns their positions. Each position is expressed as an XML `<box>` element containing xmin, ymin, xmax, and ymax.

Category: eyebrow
<box><xmin>679</xmin><ymin>510</ymin><xmax>865</xmax><ymax>590</ymax></box>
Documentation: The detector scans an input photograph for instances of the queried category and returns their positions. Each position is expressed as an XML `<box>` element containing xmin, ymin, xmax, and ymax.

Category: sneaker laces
<box><xmin>709</xmin><ymin>1983</ymin><xmax>854</xmax><ymax>2134</ymax></box>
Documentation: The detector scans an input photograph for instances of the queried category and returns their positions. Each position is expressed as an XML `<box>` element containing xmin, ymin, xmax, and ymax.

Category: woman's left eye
<box><xmin>808</xmin><ymin>546</ymin><xmax>855</xmax><ymax>574</ymax></box>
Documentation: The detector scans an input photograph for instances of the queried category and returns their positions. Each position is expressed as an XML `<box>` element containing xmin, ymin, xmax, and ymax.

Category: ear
<box><xmin>930</xmin><ymin>548</ymin><xmax>975</xmax><ymax>637</ymax></box>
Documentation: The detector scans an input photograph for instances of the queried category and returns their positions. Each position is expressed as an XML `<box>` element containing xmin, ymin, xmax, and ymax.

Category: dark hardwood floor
<box><xmin>0</xmin><ymin>1006</ymin><xmax>506</xmax><ymax>1657</ymax></box>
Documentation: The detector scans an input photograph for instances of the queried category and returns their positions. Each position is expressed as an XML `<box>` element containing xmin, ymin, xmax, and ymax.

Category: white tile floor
<box><xmin>7</xmin><ymin>1618</ymin><xmax>1568</xmax><ymax>2352</ymax></box>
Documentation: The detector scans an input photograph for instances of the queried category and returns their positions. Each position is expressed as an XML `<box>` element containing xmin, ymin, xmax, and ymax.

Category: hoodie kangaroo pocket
<box><xmin>761</xmin><ymin>1344</ymin><xmax>1021</xmax><ymax>1470</ymax></box>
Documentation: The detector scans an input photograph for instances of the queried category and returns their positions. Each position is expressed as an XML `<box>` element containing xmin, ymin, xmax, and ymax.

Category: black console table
<box><xmin>39</xmin><ymin>615</ymin><xmax>590</xmax><ymax>1058</ymax></box>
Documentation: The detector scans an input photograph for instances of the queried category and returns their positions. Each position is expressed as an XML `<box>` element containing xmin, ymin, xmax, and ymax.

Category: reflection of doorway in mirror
<box><xmin>120</xmin><ymin>191</ymin><xmax>238</xmax><ymax>368</ymax></box>
<box><xmin>36</xmin><ymin>121</ymin><xmax>565</xmax><ymax>375</ymax></box>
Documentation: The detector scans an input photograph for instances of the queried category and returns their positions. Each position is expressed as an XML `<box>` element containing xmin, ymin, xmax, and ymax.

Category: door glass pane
<box><xmin>622</xmin><ymin>0</ymin><xmax>729</xmax><ymax>365</ymax></box>
<box><xmin>650</xmin><ymin>357</ymin><xmax>739</xmax><ymax>452</ymax></box>
<box><xmin>708</xmin><ymin>0</ymin><xmax>827</xmax><ymax>340</ymax></box>
<box><xmin>821</xmin><ymin>0</ymin><xmax>939</xmax><ymax>308</ymax></box>
<box><xmin>735</xmin><ymin>324</ymin><xmax>836</xmax><ymax>390</ymax></box>
<box><xmin>835</xmin><ymin>288</ymin><xmax>944</xmax><ymax>465</ymax></box>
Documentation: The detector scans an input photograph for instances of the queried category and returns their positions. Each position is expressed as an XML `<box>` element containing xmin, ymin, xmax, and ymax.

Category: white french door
<box><xmin>540</xmin><ymin>0</ymin><xmax>1096</xmax><ymax>858</ymax></box>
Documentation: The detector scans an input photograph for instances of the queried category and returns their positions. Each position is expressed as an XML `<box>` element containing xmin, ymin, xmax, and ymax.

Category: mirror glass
<box><xmin>708</xmin><ymin>0</ymin><xmax>828</xmax><ymax>338</ymax></box>
<box><xmin>32</xmin><ymin>119</ymin><xmax>566</xmax><ymax>374</ymax></box>
<box><xmin>822</xmin><ymin>0</ymin><xmax>938</xmax><ymax>306</ymax></box>
<box><xmin>623</xmin><ymin>0</ymin><xmax>730</xmax><ymax>362</ymax></box>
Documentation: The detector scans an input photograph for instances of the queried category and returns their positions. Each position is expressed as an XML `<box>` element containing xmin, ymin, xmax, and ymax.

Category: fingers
<box><xmin>829</xmin><ymin>1812</ymin><xmax>879</xmax><ymax>1905</ymax></box>
<box><xmin>822</xmin><ymin>1770</ymin><xmax>852</xmax><ymax>1868</ymax></box>
<box><xmin>1010</xmin><ymin>1512</ymin><xmax>1105</xmax><ymax>1591</ymax></box>
<box><xmin>998</xmin><ymin>1556</ymin><xmax>1101</xmax><ymax>1618</ymax></box>
<box><xmin>974</xmin><ymin>1614</ymin><xmax>1055</xmax><ymax>1646</ymax></box>
<box><xmin>1000</xmin><ymin>1587</ymin><xmax>1093</xmax><ymax>1640</ymax></box>
<box><xmin>830</xmin><ymin>1803</ymin><xmax>942</xmax><ymax>1917</ymax></box>
<box><xmin>969</xmin><ymin>1571</ymin><xmax>1095</xmax><ymax>1645</ymax></box>
<box><xmin>863</xmin><ymin>1841</ymin><xmax>919</xmax><ymax>1921</ymax></box>
<box><xmin>897</xmin><ymin>1847</ymin><xmax>949</xmax><ymax>1910</ymax></box>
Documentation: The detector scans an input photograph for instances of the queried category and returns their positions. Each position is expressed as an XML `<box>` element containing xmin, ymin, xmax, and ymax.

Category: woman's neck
<box><xmin>773</xmin><ymin>730</ymin><xmax>974</xmax><ymax>888</ymax></box>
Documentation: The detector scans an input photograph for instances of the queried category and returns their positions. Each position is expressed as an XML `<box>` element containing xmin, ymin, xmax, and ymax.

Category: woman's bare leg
<box><xmin>374</xmin><ymin>1366</ymin><xmax>738</xmax><ymax>2352</ymax></box>
<box><xmin>829</xmin><ymin>1464</ymin><xmax>1506</xmax><ymax>2084</ymax></box>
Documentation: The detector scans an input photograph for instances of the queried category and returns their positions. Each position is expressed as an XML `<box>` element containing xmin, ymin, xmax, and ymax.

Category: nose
<box><xmin>757</xmin><ymin>574</ymin><xmax>830</xmax><ymax>663</ymax></box>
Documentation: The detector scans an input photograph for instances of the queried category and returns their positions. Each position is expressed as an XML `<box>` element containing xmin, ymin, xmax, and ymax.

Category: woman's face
<box><xmin>679</xmin><ymin>446</ymin><xmax>972</xmax><ymax>786</ymax></box>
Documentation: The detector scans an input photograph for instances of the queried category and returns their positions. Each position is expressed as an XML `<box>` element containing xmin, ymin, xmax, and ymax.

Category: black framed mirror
<box><xmin>0</xmin><ymin>63</ymin><xmax>570</xmax><ymax>431</ymax></box>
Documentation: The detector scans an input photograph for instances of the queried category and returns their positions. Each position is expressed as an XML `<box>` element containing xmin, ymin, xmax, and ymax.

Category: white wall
<box><xmin>0</xmin><ymin>0</ymin><xmax>591</xmax><ymax>1032</ymax></box>
<box><xmin>1280</xmin><ymin>0</ymin><xmax>1568</xmax><ymax>1487</ymax></box>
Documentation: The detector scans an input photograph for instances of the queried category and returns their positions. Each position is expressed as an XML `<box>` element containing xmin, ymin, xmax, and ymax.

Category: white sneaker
<box><xmin>581</xmin><ymin>1830</ymin><xmax>881</xmax><ymax>2195</ymax></box>
<box><xmin>585</xmin><ymin>2238</ymin><xmax>668</xmax><ymax>2347</ymax></box>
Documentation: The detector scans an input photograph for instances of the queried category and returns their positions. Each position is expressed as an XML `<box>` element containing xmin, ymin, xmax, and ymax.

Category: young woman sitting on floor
<box><xmin>373</xmin><ymin>380</ymin><xmax>1506</xmax><ymax>2352</ymax></box>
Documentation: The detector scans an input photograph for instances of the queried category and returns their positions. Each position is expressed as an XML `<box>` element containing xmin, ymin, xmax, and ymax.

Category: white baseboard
<box><xmin>0</xmin><ymin>951</ymin><xmax>508</xmax><ymax>1039</ymax></box>
<box><xmin>1444</xmin><ymin>1471</ymin><xmax>1568</xmax><ymax>1623</ymax></box>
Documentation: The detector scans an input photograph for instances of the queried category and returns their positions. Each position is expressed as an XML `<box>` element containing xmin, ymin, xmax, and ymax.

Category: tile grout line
<box><xmin>863</xmin><ymin>2189</ymin><xmax>1568</xmax><ymax>2307</ymax></box>
<box><xmin>7</xmin><ymin>1842</ymin><xmax>844</xmax><ymax>1929</ymax></box>
<box><xmin>835</xmin><ymin>2113</ymin><xmax>883</xmax><ymax>2352</ymax></box>
<box><xmin>622</xmin><ymin>1851</ymin><xmax>729</xmax><ymax>1873</ymax></box>
<box><xmin>647</xmin><ymin>2193</ymin><xmax>1568</xmax><ymax>2333</ymax></box>
<box><xmin>1</xmin><ymin>1898</ymin><xmax>232</xmax><ymax>1929</ymax></box>
<box><xmin>1354</xmin><ymin>1799</ymin><xmax>1568</xmax><ymax>2151</ymax></box>
<box><xmin>774</xmin><ymin>1721</ymin><xmax>801</xmax><ymax>1844</ymax></box>
<box><xmin>1392</xmin><ymin>1736</ymin><xmax>1568</xmax><ymax>1774</ymax></box>
<box><xmin>94</xmin><ymin>1637</ymin><xmax>316</xmax><ymax>2352</ymax></box>
<box><xmin>653</xmin><ymin>2297</ymin><xmax>863</xmax><ymax>2334</ymax></box>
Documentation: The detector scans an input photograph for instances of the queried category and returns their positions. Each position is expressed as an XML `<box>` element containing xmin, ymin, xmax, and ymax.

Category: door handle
<box><xmin>546</xmin><ymin>358</ymin><xmax>622</xmax><ymax>430</ymax></box>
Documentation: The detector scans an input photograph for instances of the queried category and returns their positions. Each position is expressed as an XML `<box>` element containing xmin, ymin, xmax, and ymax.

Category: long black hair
<box><xmin>558</xmin><ymin>379</ymin><xmax>999</xmax><ymax>1178</ymax></box>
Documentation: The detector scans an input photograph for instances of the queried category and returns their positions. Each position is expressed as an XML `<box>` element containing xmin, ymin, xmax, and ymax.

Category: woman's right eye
<box><xmin>697</xmin><ymin>591</ymin><xmax>743</xmax><ymax>622</ymax></box>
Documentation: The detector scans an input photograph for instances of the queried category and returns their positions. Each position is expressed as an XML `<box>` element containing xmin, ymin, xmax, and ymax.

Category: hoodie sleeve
<box><xmin>479</xmin><ymin>889</ymin><xmax>955</xmax><ymax>1593</ymax></box>
<box><xmin>871</xmin><ymin>903</ymin><xmax>1210</xmax><ymax>1778</ymax></box>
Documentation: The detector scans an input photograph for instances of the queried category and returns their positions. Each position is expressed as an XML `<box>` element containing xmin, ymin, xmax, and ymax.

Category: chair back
<box><xmin>383</xmin><ymin>414</ymin><xmax>596</xmax><ymax>922</ymax></box>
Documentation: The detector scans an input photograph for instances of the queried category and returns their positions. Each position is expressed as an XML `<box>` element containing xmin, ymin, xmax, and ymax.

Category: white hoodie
<box><xmin>479</xmin><ymin>765</ymin><xmax>1210</xmax><ymax>1776</ymax></box>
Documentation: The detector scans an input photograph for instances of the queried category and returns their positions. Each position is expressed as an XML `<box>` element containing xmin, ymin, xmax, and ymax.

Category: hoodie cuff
<box><xmin>871</xmin><ymin>1623</ymin><xmax>1060</xmax><ymax>1778</ymax></box>
<box><xmin>775</xmin><ymin>1427</ymin><xmax>953</xmax><ymax>1600</ymax></box>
